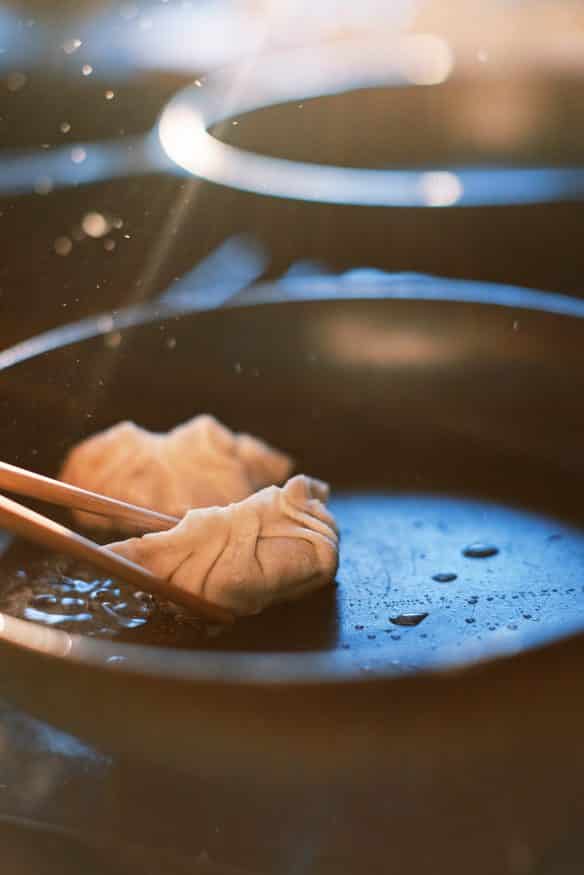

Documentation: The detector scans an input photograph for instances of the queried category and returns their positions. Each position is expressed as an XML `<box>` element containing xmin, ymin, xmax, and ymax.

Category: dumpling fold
<box><xmin>107</xmin><ymin>475</ymin><xmax>339</xmax><ymax>616</ymax></box>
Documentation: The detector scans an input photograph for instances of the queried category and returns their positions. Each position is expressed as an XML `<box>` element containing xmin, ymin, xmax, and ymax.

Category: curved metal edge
<box><xmin>2</xmin><ymin>271</ymin><xmax>584</xmax><ymax>371</ymax></box>
<box><xmin>3</xmin><ymin>272</ymin><xmax>584</xmax><ymax>685</ymax></box>
<box><xmin>0</xmin><ymin>607</ymin><xmax>524</xmax><ymax>685</ymax></box>
<box><xmin>157</xmin><ymin>45</ymin><xmax>584</xmax><ymax>208</ymax></box>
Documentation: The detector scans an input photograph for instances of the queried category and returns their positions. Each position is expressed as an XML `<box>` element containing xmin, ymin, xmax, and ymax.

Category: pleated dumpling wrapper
<box><xmin>59</xmin><ymin>415</ymin><xmax>293</xmax><ymax>532</ymax></box>
<box><xmin>107</xmin><ymin>475</ymin><xmax>339</xmax><ymax>616</ymax></box>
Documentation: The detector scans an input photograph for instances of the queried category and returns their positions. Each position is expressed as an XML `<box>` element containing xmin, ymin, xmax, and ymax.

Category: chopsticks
<box><xmin>0</xmin><ymin>460</ymin><xmax>179</xmax><ymax>532</ymax></box>
<box><xmin>0</xmin><ymin>464</ymin><xmax>234</xmax><ymax>625</ymax></box>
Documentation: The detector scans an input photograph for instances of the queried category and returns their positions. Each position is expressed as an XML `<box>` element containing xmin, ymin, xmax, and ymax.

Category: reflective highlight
<box><xmin>0</xmin><ymin>27</ymin><xmax>583</xmax><ymax>207</ymax></box>
<box><xmin>0</xmin><ymin>134</ymin><xmax>169</xmax><ymax>195</ymax></box>
<box><xmin>159</xmin><ymin>46</ymin><xmax>584</xmax><ymax>207</ymax></box>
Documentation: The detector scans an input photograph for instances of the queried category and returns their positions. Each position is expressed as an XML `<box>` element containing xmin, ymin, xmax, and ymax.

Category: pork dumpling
<box><xmin>60</xmin><ymin>415</ymin><xmax>293</xmax><ymax>532</ymax></box>
<box><xmin>107</xmin><ymin>475</ymin><xmax>339</xmax><ymax>616</ymax></box>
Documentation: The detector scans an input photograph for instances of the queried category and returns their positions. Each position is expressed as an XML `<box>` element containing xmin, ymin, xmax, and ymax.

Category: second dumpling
<box><xmin>60</xmin><ymin>415</ymin><xmax>293</xmax><ymax>531</ymax></box>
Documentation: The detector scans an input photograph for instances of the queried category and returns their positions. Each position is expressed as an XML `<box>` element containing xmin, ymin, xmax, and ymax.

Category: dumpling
<box><xmin>107</xmin><ymin>475</ymin><xmax>339</xmax><ymax>616</ymax></box>
<box><xmin>60</xmin><ymin>415</ymin><xmax>293</xmax><ymax>532</ymax></box>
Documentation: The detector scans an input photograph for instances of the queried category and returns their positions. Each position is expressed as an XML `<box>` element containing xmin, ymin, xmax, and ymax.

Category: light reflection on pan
<box><xmin>1</xmin><ymin>37</ymin><xmax>584</xmax><ymax>206</ymax></box>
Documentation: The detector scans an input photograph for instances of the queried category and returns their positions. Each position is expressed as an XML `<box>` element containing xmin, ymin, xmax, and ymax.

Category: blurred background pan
<box><xmin>2</xmin><ymin>0</ymin><xmax>584</xmax><ymax>347</ymax></box>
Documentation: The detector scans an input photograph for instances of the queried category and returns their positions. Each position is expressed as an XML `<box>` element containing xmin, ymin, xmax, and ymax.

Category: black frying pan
<box><xmin>2</xmin><ymin>274</ymin><xmax>584</xmax><ymax>872</ymax></box>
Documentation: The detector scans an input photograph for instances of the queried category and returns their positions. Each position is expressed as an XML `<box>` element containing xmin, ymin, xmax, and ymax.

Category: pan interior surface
<box><xmin>328</xmin><ymin>490</ymin><xmax>584</xmax><ymax>669</ymax></box>
<box><xmin>2</xmin><ymin>293</ymin><xmax>584</xmax><ymax>675</ymax></box>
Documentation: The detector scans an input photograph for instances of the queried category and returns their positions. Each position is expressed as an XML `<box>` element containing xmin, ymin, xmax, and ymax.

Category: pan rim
<box><xmin>2</xmin><ymin>270</ymin><xmax>584</xmax><ymax>372</ymax></box>
<box><xmin>3</xmin><ymin>270</ymin><xmax>584</xmax><ymax>686</ymax></box>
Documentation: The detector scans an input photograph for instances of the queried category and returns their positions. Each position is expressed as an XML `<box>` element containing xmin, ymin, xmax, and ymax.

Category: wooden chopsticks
<box><xmin>0</xmin><ymin>463</ymin><xmax>234</xmax><ymax>625</ymax></box>
<box><xmin>0</xmin><ymin>460</ymin><xmax>180</xmax><ymax>532</ymax></box>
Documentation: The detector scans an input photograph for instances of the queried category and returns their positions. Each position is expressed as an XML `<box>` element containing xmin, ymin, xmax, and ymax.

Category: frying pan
<box><xmin>3</xmin><ymin>273</ymin><xmax>584</xmax><ymax>872</ymax></box>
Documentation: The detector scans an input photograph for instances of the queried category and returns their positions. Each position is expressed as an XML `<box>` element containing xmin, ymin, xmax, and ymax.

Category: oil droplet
<box><xmin>82</xmin><ymin>64</ymin><xmax>93</xmax><ymax>76</ymax></box>
<box><xmin>31</xmin><ymin>594</ymin><xmax>58</xmax><ymax>609</ymax></box>
<box><xmin>54</xmin><ymin>236</ymin><xmax>72</xmax><ymax>256</ymax></box>
<box><xmin>432</xmin><ymin>573</ymin><xmax>457</xmax><ymax>583</ymax></box>
<box><xmin>63</xmin><ymin>38</ymin><xmax>82</xmax><ymax>54</ymax></box>
<box><xmin>82</xmin><ymin>212</ymin><xmax>111</xmax><ymax>238</ymax></box>
<box><xmin>463</xmin><ymin>543</ymin><xmax>499</xmax><ymax>559</ymax></box>
<box><xmin>389</xmin><ymin>612</ymin><xmax>428</xmax><ymax>628</ymax></box>
<box><xmin>71</xmin><ymin>147</ymin><xmax>86</xmax><ymax>164</ymax></box>
<box><xmin>90</xmin><ymin>587</ymin><xmax>118</xmax><ymax>604</ymax></box>
<box><xmin>59</xmin><ymin>596</ymin><xmax>86</xmax><ymax>614</ymax></box>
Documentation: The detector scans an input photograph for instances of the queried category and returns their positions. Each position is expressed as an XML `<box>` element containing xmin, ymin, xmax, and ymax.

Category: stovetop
<box><xmin>0</xmin><ymin>693</ymin><xmax>385</xmax><ymax>875</ymax></box>
<box><xmin>0</xmin><ymin>694</ymin><xmax>583</xmax><ymax>875</ymax></box>
<box><xmin>0</xmin><ymin>699</ymin><xmax>263</xmax><ymax>874</ymax></box>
